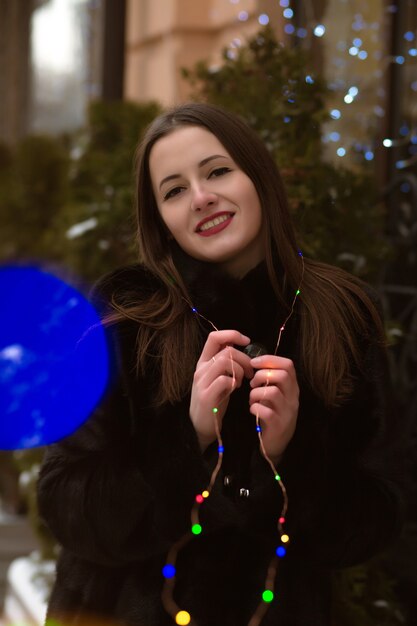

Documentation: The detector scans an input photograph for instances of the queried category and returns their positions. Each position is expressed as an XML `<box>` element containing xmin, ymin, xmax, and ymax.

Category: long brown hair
<box><xmin>108</xmin><ymin>102</ymin><xmax>385</xmax><ymax>407</ymax></box>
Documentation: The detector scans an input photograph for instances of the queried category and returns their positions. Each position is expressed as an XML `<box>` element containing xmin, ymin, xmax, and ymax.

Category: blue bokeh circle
<box><xmin>0</xmin><ymin>266</ymin><xmax>109</xmax><ymax>449</ymax></box>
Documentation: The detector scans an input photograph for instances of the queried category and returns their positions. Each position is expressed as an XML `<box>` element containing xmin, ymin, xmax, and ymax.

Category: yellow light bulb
<box><xmin>281</xmin><ymin>534</ymin><xmax>289</xmax><ymax>543</ymax></box>
<box><xmin>175</xmin><ymin>610</ymin><xmax>191</xmax><ymax>625</ymax></box>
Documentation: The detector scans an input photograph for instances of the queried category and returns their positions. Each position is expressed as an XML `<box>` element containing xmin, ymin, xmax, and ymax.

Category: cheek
<box><xmin>155</xmin><ymin>208</ymin><xmax>176</xmax><ymax>241</ymax></box>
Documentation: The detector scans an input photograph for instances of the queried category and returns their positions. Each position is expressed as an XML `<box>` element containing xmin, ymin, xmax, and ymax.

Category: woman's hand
<box><xmin>249</xmin><ymin>355</ymin><xmax>299</xmax><ymax>464</ymax></box>
<box><xmin>190</xmin><ymin>330</ymin><xmax>253</xmax><ymax>451</ymax></box>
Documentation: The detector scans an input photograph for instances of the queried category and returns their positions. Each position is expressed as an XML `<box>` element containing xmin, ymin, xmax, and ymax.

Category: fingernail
<box><xmin>241</xmin><ymin>334</ymin><xmax>250</xmax><ymax>341</ymax></box>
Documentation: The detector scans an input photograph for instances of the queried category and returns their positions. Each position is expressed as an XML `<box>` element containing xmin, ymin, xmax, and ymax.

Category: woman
<box><xmin>38</xmin><ymin>103</ymin><xmax>403</xmax><ymax>626</ymax></box>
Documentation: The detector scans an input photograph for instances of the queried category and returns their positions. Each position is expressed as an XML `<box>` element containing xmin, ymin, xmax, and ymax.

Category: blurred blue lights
<box><xmin>329</xmin><ymin>132</ymin><xmax>341</xmax><ymax>142</ymax></box>
<box><xmin>404</xmin><ymin>31</ymin><xmax>415</xmax><ymax>41</ymax></box>
<box><xmin>364</xmin><ymin>150</ymin><xmax>374</xmax><ymax>161</ymax></box>
<box><xmin>349</xmin><ymin>46</ymin><xmax>359</xmax><ymax>56</ymax></box>
<box><xmin>330</xmin><ymin>109</ymin><xmax>342</xmax><ymax>119</ymax></box>
<box><xmin>305</xmin><ymin>75</ymin><xmax>314</xmax><ymax>84</ymax></box>
<box><xmin>162</xmin><ymin>565</ymin><xmax>176</xmax><ymax>579</ymax></box>
<box><xmin>284</xmin><ymin>24</ymin><xmax>295</xmax><ymax>34</ymax></box>
<box><xmin>337</xmin><ymin>147</ymin><xmax>346</xmax><ymax>157</ymax></box>
<box><xmin>314</xmin><ymin>24</ymin><xmax>326</xmax><ymax>37</ymax></box>
<box><xmin>258</xmin><ymin>13</ymin><xmax>269</xmax><ymax>25</ymax></box>
<box><xmin>358</xmin><ymin>50</ymin><xmax>368</xmax><ymax>60</ymax></box>
<box><xmin>0</xmin><ymin>267</ymin><xmax>109</xmax><ymax>449</ymax></box>
<box><xmin>283</xmin><ymin>8</ymin><xmax>293</xmax><ymax>19</ymax></box>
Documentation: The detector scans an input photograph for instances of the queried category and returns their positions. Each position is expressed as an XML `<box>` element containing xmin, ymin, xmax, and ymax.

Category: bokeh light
<box><xmin>0</xmin><ymin>267</ymin><xmax>109</xmax><ymax>449</ymax></box>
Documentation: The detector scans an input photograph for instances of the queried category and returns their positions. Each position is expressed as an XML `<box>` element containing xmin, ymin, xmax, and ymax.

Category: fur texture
<box><xmin>37</xmin><ymin>259</ymin><xmax>403</xmax><ymax>626</ymax></box>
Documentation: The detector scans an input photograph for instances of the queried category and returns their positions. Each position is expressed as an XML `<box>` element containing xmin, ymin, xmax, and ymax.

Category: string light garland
<box><xmin>161</xmin><ymin>251</ymin><xmax>305</xmax><ymax>625</ymax></box>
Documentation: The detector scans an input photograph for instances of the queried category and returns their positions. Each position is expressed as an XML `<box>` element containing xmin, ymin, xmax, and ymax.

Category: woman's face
<box><xmin>149</xmin><ymin>125</ymin><xmax>264</xmax><ymax>278</ymax></box>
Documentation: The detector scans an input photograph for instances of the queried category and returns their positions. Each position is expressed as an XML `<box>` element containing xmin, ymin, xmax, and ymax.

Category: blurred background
<box><xmin>0</xmin><ymin>0</ymin><xmax>416</xmax><ymax>624</ymax></box>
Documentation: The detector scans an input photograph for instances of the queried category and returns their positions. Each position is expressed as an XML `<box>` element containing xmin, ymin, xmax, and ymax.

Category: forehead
<box><xmin>149</xmin><ymin>126</ymin><xmax>230</xmax><ymax>179</ymax></box>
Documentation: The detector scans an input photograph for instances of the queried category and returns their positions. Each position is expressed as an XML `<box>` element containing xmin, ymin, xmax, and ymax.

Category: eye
<box><xmin>163</xmin><ymin>186</ymin><xmax>184</xmax><ymax>201</ymax></box>
<box><xmin>209</xmin><ymin>167</ymin><xmax>231</xmax><ymax>178</ymax></box>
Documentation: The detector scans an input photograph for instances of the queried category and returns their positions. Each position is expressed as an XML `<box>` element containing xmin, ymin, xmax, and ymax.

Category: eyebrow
<box><xmin>158</xmin><ymin>154</ymin><xmax>228</xmax><ymax>190</ymax></box>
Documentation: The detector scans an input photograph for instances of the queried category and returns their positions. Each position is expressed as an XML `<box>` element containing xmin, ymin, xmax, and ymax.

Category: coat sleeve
<box><xmin>230</xmin><ymin>299</ymin><xmax>405</xmax><ymax>564</ymax></box>
<box><xmin>279</xmin><ymin>322</ymin><xmax>405</xmax><ymax>567</ymax></box>
<box><xmin>36</xmin><ymin>272</ymin><xmax>241</xmax><ymax>568</ymax></box>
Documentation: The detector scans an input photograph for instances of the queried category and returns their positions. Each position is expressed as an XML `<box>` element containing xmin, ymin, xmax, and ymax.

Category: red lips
<box><xmin>195</xmin><ymin>211</ymin><xmax>235</xmax><ymax>235</ymax></box>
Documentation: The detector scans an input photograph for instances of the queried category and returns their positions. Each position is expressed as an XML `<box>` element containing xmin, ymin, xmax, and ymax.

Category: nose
<box><xmin>190</xmin><ymin>184</ymin><xmax>218</xmax><ymax>212</ymax></box>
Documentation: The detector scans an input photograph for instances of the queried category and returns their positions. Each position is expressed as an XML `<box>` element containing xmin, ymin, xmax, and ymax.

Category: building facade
<box><xmin>124</xmin><ymin>0</ymin><xmax>284</xmax><ymax>105</ymax></box>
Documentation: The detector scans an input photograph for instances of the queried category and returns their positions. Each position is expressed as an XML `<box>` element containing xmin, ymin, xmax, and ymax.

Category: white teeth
<box><xmin>199</xmin><ymin>214</ymin><xmax>231</xmax><ymax>232</ymax></box>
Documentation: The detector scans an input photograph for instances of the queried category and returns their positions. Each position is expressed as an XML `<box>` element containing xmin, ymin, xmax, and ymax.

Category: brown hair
<box><xmin>108</xmin><ymin>102</ymin><xmax>384</xmax><ymax>407</ymax></box>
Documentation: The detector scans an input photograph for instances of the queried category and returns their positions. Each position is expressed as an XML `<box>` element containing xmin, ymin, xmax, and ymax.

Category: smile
<box><xmin>196</xmin><ymin>213</ymin><xmax>234</xmax><ymax>236</ymax></box>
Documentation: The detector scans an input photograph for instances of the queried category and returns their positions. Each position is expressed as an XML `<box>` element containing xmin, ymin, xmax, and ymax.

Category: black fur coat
<box><xmin>37</xmin><ymin>258</ymin><xmax>404</xmax><ymax>626</ymax></box>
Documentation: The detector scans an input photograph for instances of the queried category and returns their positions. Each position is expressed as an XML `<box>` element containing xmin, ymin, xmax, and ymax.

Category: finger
<box><xmin>201</xmin><ymin>359</ymin><xmax>246</xmax><ymax>390</ymax></box>
<box><xmin>199</xmin><ymin>330</ymin><xmax>250</xmax><ymax>364</ymax></box>
<box><xmin>198</xmin><ymin>345</ymin><xmax>253</xmax><ymax>380</ymax></box>
<box><xmin>249</xmin><ymin>403</ymin><xmax>275</xmax><ymax>421</ymax></box>
<box><xmin>250</xmin><ymin>355</ymin><xmax>296</xmax><ymax>372</ymax></box>
<box><xmin>203</xmin><ymin>373</ymin><xmax>242</xmax><ymax>406</ymax></box>
<box><xmin>215</xmin><ymin>346</ymin><xmax>254</xmax><ymax>379</ymax></box>
<box><xmin>249</xmin><ymin>385</ymin><xmax>283</xmax><ymax>407</ymax></box>
<box><xmin>250</xmin><ymin>367</ymin><xmax>293</xmax><ymax>389</ymax></box>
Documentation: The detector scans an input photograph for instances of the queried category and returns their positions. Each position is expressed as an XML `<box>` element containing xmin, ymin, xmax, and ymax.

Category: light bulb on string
<box><xmin>162</xmin><ymin>263</ymin><xmax>304</xmax><ymax>626</ymax></box>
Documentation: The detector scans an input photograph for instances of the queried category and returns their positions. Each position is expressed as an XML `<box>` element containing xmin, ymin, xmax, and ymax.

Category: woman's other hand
<box><xmin>249</xmin><ymin>355</ymin><xmax>299</xmax><ymax>464</ymax></box>
<box><xmin>190</xmin><ymin>330</ymin><xmax>253</xmax><ymax>451</ymax></box>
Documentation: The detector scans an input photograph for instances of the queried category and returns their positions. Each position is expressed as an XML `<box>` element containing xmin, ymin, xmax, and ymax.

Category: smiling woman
<box><xmin>149</xmin><ymin>125</ymin><xmax>264</xmax><ymax>277</ymax></box>
<box><xmin>37</xmin><ymin>102</ymin><xmax>404</xmax><ymax>626</ymax></box>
